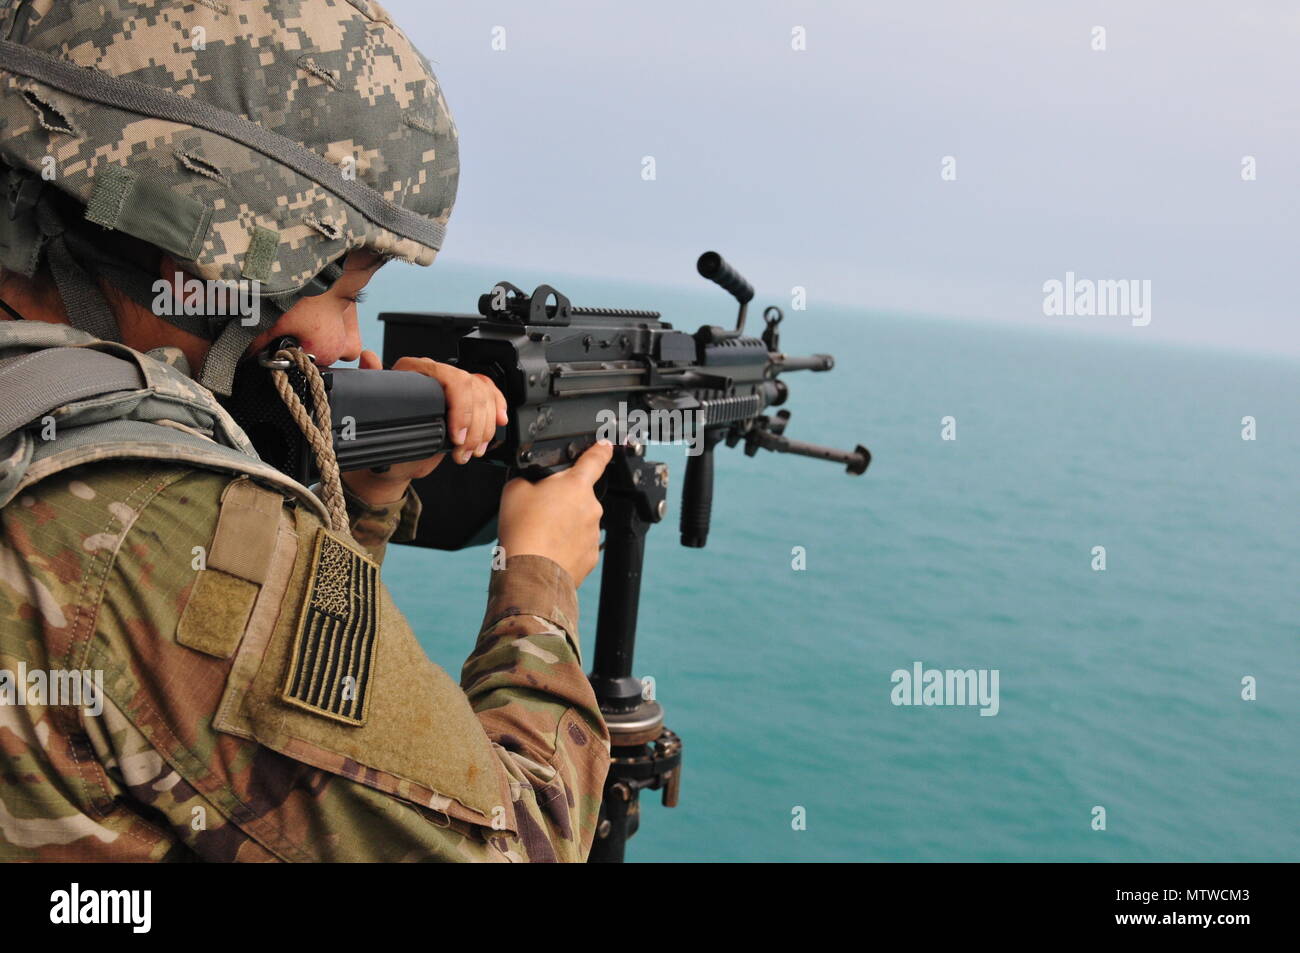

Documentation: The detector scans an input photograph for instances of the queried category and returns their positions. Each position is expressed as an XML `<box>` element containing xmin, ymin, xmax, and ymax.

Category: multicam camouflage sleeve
<box><xmin>0</xmin><ymin>462</ymin><xmax>609</xmax><ymax>862</ymax></box>
<box><xmin>462</xmin><ymin>555</ymin><xmax>612</xmax><ymax>862</ymax></box>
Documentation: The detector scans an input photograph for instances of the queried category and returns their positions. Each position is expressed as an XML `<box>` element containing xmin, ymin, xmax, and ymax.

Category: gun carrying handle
<box><xmin>679</xmin><ymin>429</ymin><xmax>726</xmax><ymax>548</ymax></box>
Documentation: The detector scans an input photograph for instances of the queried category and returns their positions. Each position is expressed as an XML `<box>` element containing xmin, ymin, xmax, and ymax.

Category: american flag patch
<box><xmin>282</xmin><ymin>528</ymin><xmax>379</xmax><ymax>725</ymax></box>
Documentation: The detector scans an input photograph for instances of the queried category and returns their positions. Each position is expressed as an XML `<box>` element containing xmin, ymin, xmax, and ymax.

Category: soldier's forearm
<box><xmin>477</xmin><ymin>554</ymin><xmax>581</xmax><ymax>653</ymax></box>
<box><xmin>462</xmin><ymin>554</ymin><xmax>609</xmax><ymax>760</ymax></box>
<box><xmin>461</xmin><ymin>554</ymin><xmax>610</xmax><ymax>858</ymax></box>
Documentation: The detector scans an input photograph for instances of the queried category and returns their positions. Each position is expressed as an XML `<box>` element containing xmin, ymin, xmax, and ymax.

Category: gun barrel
<box><xmin>775</xmin><ymin>353</ymin><xmax>834</xmax><ymax>372</ymax></box>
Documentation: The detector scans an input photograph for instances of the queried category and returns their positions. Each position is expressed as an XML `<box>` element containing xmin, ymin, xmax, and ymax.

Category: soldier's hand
<box><xmin>497</xmin><ymin>440</ymin><xmax>614</xmax><ymax>586</ymax></box>
<box><xmin>341</xmin><ymin>350</ymin><xmax>508</xmax><ymax>504</ymax></box>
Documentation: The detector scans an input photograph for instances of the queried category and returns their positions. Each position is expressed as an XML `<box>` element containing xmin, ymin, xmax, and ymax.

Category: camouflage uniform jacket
<box><xmin>0</xmin><ymin>321</ymin><xmax>610</xmax><ymax>861</ymax></box>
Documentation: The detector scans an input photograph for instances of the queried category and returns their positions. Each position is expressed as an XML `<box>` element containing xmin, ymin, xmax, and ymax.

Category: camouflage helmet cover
<box><xmin>0</xmin><ymin>0</ymin><xmax>459</xmax><ymax>301</ymax></box>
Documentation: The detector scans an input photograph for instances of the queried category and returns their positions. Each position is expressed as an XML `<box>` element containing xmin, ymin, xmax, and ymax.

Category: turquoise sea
<box><xmin>360</xmin><ymin>262</ymin><xmax>1299</xmax><ymax>862</ymax></box>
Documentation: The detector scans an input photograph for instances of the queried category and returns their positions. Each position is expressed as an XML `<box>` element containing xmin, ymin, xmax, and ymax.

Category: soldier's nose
<box><xmin>340</xmin><ymin>315</ymin><xmax>363</xmax><ymax>364</ymax></box>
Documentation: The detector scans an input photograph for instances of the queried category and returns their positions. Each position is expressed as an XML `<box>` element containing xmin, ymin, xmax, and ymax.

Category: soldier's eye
<box><xmin>344</xmin><ymin>290</ymin><xmax>368</xmax><ymax>304</ymax></box>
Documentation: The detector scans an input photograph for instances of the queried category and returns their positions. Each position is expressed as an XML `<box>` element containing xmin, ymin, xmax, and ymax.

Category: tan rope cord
<box><xmin>269</xmin><ymin>348</ymin><xmax>349</xmax><ymax>533</ymax></box>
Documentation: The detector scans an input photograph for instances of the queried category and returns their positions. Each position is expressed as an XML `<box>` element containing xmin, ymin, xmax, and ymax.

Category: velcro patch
<box><xmin>281</xmin><ymin>528</ymin><xmax>378</xmax><ymax>725</ymax></box>
<box><xmin>178</xmin><ymin>568</ymin><xmax>257</xmax><ymax>659</ymax></box>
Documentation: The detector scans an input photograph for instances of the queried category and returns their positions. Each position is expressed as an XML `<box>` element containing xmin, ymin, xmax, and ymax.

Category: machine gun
<box><xmin>221</xmin><ymin>251</ymin><xmax>869</xmax><ymax>861</ymax></box>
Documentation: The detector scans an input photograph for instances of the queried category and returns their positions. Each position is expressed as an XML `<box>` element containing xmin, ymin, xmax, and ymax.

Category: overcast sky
<box><xmin>388</xmin><ymin>1</ymin><xmax>1299</xmax><ymax>357</ymax></box>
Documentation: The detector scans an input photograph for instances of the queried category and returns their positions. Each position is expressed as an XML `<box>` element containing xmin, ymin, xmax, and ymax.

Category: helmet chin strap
<box><xmin>36</xmin><ymin>201</ymin><xmax>120</xmax><ymax>344</ymax></box>
<box><xmin>196</xmin><ymin>296</ymin><xmax>287</xmax><ymax>396</ymax></box>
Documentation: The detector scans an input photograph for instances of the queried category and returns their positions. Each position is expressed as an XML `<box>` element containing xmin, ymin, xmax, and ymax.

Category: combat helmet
<box><xmin>0</xmin><ymin>0</ymin><xmax>459</xmax><ymax>394</ymax></box>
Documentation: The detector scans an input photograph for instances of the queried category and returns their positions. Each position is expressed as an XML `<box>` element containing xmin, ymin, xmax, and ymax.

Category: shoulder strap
<box><xmin>0</xmin><ymin>324</ymin><xmax>330</xmax><ymax>524</ymax></box>
<box><xmin>0</xmin><ymin>346</ymin><xmax>142</xmax><ymax>440</ymax></box>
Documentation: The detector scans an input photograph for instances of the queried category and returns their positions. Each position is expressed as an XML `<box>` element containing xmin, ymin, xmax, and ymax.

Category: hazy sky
<box><xmin>388</xmin><ymin>1</ymin><xmax>1299</xmax><ymax>356</ymax></box>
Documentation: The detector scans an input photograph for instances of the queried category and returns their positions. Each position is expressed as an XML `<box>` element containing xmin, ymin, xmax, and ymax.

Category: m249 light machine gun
<box><xmin>222</xmin><ymin>251</ymin><xmax>869</xmax><ymax>861</ymax></box>
<box><xmin>379</xmin><ymin>252</ymin><xmax>869</xmax><ymax>861</ymax></box>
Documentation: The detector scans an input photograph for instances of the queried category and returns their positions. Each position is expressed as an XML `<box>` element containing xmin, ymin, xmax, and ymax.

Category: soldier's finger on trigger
<box><xmin>569</xmin><ymin>442</ymin><xmax>612</xmax><ymax>486</ymax></box>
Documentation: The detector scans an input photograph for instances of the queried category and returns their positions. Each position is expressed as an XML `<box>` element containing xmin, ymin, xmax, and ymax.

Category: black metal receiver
<box><xmin>379</xmin><ymin>252</ymin><xmax>869</xmax><ymax>549</ymax></box>
<box><xmin>376</xmin><ymin>251</ymin><xmax>870</xmax><ymax>862</ymax></box>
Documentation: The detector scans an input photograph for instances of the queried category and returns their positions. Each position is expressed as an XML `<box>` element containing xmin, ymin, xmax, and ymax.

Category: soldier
<box><xmin>0</xmin><ymin>0</ymin><xmax>612</xmax><ymax>860</ymax></box>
